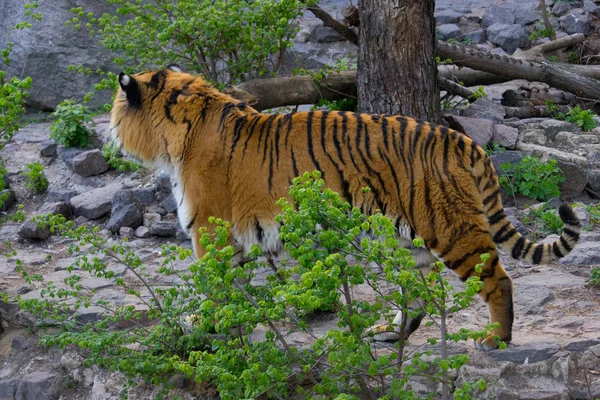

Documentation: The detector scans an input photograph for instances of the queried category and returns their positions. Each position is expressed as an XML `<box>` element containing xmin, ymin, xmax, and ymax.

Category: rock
<box><xmin>15</xmin><ymin>371</ymin><xmax>61</xmax><ymax>400</ymax></box>
<box><xmin>155</xmin><ymin>171</ymin><xmax>171</xmax><ymax>192</ymax></box>
<box><xmin>46</xmin><ymin>188</ymin><xmax>79</xmax><ymax>202</ymax></box>
<box><xmin>18</xmin><ymin>220</ymin><xmax>51</xmax><ymax>240</ymax></box>
<box><xmin>463</xmin><ymin>98</ymin><xmax>506</xmax><ymax>123</ymax></box>
<box><xmin>482</xmin><ymin>5</ymin><xmax>515</xmax><ymax>27</ymax></box>
<box><xmin>560</xmin><ymin>242</ymin><xmax>600</xmax><ymax>265</ymax></box>
<box><xmin>490</xmin><ymin>151</ymin><xmax>523</xmax><ymax>173</ymax></box>
<box><xmin>464</xmin><ymin>29</ymin><xmax>486</xmax><ymax>44</ymax></box>
<box><xmin>150</xmin><ymin>221</ymin><xmax>178</xmax><ymax>237</ymax></box>
<box><xmin>492</xmin><ymin>125</ymin><xmax>518</xmax><ymax>149</ymax></box>
<box><xmin>521</xmin><ymin>129</ymin><xmax>548</xmax><ymax>145</ymax></box>
<box><xmin>310</xmin><ymin>26</ymin><xmax>344</xmax><ymax>43</ymax></box>
<box><xmin>131</xmin><ymin>187</ymin><xmax>155</xmax><ymax>205</ymax></box>
<box><xmin>560</xmin><ymin>11</ymin><xmax>592</xmax><ymax>35</ymax></box>
<box><xmin>0</xmin><ymin>1</ymin><xmax>119</xmax><ymax>110</ymax></box>
<box><xmin>74</xmin><ymin>216</ymin><xmax>89</xmax><ymax>225</ymax></box>
<box><xmin>38</xmin><ymin>201</ymin><xmax>72</xmax><ymax>219</ymax></box>
<box><xmin>589</xmin><ymin>169</ymin><xmax>600</xmax><ymax>193</ymax></box>
<box><xmin>564</xmin><ymin>339</ymin><xmax>600</xmax><ymax>352</ymax></box>
<box><xmin>143</xmin><ymin>213</ymin><xmax>161</xmax><ymax>228</ymax></box>
<box><xmin>514</xmin><ymin>5</ymin><xmax>539</xmax><ymax>26</ymax></box>
<box><xmin>106</xmin><ymin>190</ymin><xmax>143</xmax><ymax>233</ymax></box>
<box><xmin>73</xmin><ymin>149</ymin><xmax>110</xmax><ymax>177</ymax></box>
<box><xmin>119</xmin><ymin>226</ymin><xmax>134</xmax><ymax>239</ymax></box>
<box><xmin>70</xmin><ymin>182</ymin><xmax>123</xmax><ymax>220</ymax></box>
<box><xmin>552</xmin><ymin>2</ymin><xmax>572</xmax><ymax>17</ymax></box>
<box><xmin>161</xmin><ymin>194</ymin><xmax>178</xmax><ymax>213</ymax></box>
<box><xmin>11</xmin><ymin>335</ymin><xmax>38</xmax><ymax>352</ymax></box>
<box><xmin>487</xmin><ymin>23</ymin><xmax>529</xmax><ymax>54</ymax></box>
<box><xmin>514</xmin><ymin>284</ymin><xmax>554</xmax><ymax>315</ymax></box>
<box><xmin>437</xmin><ymin>24</ymin><xmax>462</xmax><ymax>41</ymax></box>
<box><xmin>435</xmin><ymin>9</ymin><xmax>464</xmax><ymax>24</ymax></box>
<box><xmin>0</xmin><ymin>378</ymin><xmax>19</xmax><ymax>398</ymax></box>
<box><xmin>134</xmin><ymin>226</ymin><xmax>151</xmax><ymax>238</ymax></box>
<box><xmin>557</xmin><ymin>160</ymin><xmax>588</xmax><ymax>196</ymax></box>
<box><xmin>39</xmin><ymin>140</ymin><xmax>57</xmax><ymax>157</ymax></box>
<box><xmin>489</xmin><ymin>341</ymin><xmax>560</xmax><ymax>364</ymax></box>
<box><xmin>583</xmin><ymin>0</ymin><xmax>599</xmax><ymax>14</ymax></box>
<box><xmin>447</xmin><ymin>116</ymin><xmax>494</xmax><ymax>146</ymax></box>
<box><xmin>146</xmin><ymin>205</ymin><xmax>167</xmax><ymax>216</ymax></box>
<box><xmin>57</xmin><ymin>146</ymin><xmax>88</xmax><ymax>169</ymax></box>
<box><xmin>0</xmin><ymin>189</ymin><xmax>17</xmax><ymax>211</ymax></box>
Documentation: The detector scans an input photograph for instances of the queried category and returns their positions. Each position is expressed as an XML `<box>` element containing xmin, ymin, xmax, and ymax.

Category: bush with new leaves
<box><xmin>49</xmin><ymin>100</ymin><xmax>95</xmax><ymax>148</ymax></box>
<box><xmin>12</xmin><ymin>172</ymin><xmax>493</xmax><ymax>399</ymax></box>
<box><xmin>499</xmin><ymin>155</ymin><xmax>564</xmax><ymax>201</ymax></box>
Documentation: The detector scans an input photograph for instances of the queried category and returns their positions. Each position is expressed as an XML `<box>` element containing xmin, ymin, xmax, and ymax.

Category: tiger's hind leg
<box><xmin>441</xmin><ymin>232</ymin><xmax>514</xmax><ymax>351</ymax></box>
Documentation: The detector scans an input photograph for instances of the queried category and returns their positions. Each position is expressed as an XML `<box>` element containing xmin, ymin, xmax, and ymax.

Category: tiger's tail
<box><xmin>476</xmin><ymin>149</ymin><xmax>581</xmax><ymax>264</ymax></box>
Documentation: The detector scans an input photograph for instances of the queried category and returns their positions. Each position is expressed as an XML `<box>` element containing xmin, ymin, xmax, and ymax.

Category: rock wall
<box><xmin>0</xmin><ymin>0</ymin><xmax>119</xmax><ymax>110</ymax></box>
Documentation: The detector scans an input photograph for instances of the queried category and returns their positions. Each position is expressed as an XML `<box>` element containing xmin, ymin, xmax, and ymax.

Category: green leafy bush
<box><xmin>102</xmin><ymin>142</ymin><xmax>141</xmax><ymax>172</ymax></box>
<box><xmin>21</xmin><ymin>162</ymin><xmax>48</xmax><ymax>194</ymax></box>
<box><xmin>587</xmin><ymin>267</ymin><xmax>600</xmax><ymax>287</ymax></box>
<box><xmin>49</xmin><ymin>100</ymin><xmax>94</xmax><ymax>147</ymax></box>
<box><xmin>563</xmin><ymin>106</ymin><xmax>598</xmax><ymax>132</ymax></box>
<box><xmin>522</xmin><ymin>203</ymin><xmax>563</xmax><ymax>241</ymax></box>
<box><xmin>11</xmin><ymin>172</ymin><xmax>492</xmax><ymax>399</ymax></box>
<box><xmin>499</xmin><ymin>156</ymin><xmax>564</xmax><ymax>201</ymax></box>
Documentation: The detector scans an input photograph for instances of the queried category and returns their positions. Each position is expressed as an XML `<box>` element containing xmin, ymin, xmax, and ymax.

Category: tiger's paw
<box><xmin>474</xmin><ymin>334</ymin><xmax>501</xmax><ymax>351</ymax></box>
<box><xmin>370</xmin><ymin>323</ymin><xmax>401</xmax><ymax>342</ymax></box>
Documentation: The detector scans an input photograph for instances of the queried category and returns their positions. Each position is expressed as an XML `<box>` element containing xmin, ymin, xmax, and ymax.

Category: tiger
<box><xmin>109</xmin><ymin>65</ymin><xmax>581</xmax><ymax>350</ymax></box>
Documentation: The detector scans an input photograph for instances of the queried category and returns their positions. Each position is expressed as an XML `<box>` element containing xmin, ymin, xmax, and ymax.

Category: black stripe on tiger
<box><xmin>320</xmin><ymin>112</ymin><xmax>352</xmax><ymax>202</ymax></box>
<box><xmin>306</xmin><ymin>111</ymin><xmax>323</xmax><ymax>176</ymax></box>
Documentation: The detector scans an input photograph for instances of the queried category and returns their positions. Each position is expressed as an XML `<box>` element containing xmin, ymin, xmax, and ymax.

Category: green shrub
<box><xmin>522</xmin><ymin>203</ymin><xmax>563</xmax><ymax>241</ymax></box>
<box><xmin>102</xmin><ymin>142</ymin><xmax>141</xmax><ymax>173</ymax></box>
<box><xmin>587</xmin><ymin>267</ymin><xmax>600</xmax><ymax>287</ymax></box>
<box><xmin>21</xmin><ymin>161</ymin><xmax>48</xmax><ymax>194</ymax></box>
<box><xmin>499</xmin><ymin>156</ymin><xmax>563</xmax><ymax>201</ymax></box>
<box><xmin>11</xmin><ymin>172</ymin><xmax>492</xmax><ymax>399</ymax></box>
<box><xmin>49</xmin><ymin>100</ymin><xmax>94</xmax><ymax>147</ymax></box>
<box><xmin>563</xmin><ymin>106</ymin><xmax>598</xmax><ymax>132</ymax></box>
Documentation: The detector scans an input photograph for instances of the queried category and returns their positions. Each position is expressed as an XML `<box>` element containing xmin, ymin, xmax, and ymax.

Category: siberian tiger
<box><xmin>109</xmin><ymin>65</ymin><xmax>581</xmax><ymax>350</ymax></box>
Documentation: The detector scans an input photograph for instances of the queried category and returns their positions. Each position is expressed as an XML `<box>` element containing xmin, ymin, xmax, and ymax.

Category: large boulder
<box><xmin>0</xmin><ymin>0</ymin><xmax>120</xmax><ymax>110</ymax></box>
<box><xmin>560</xmin><ymin>10</ymin><xmax>592</xmax><ymax>35</ymax></box>
<box><xmin>446</xmin><ymin>116</ymin><xmax>494</xmax><ymax>146</ymax></box>
<box><xmin>486</xmin><ymin>23</ymin><xmax>529</xmax><ymax>54</ymax></box>
<box><xmin>482</xmin><ymin>5</ymin><xmax>515</xmax><ymax>27</ymax></box>
<box><xmin>437</xmin><ymin>24</ymin><xmax>462</xmax><ymax>41</ymax></box>
<box><xmin>106</xmin><ymin>190</ymin><xmax>143</xmax><ymax>233</ymax></box>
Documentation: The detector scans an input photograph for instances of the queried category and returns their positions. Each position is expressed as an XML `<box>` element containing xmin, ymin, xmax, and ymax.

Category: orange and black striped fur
<box><xmin>110</xmin><ymin>66</ymin><xmax>581</xmax><ymax>350</ymax></box>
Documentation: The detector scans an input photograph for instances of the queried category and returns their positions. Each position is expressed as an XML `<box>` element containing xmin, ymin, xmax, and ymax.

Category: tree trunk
<box><xmin>357</xmin><ymin>0</ymin><xmax>440</xmax><ymax>122</ymax></box>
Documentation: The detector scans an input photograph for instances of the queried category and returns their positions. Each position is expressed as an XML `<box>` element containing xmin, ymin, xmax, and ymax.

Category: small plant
<box><xmin>49</xmin><ymin>99</ymin><xmax>94</xmax><ymax>147</ymax></box>
<box><xmin>473</xmin><ymin>86</ymin><xmax>486</xmax><ymax>100</ymax></box>
<box><xmin>566</xmin><ymin>51</ymin><xmax>580</xmax><ymax>64</ymax></box>
<box><xmin>484</xmin><ymin>142</ymin><xmax>505</xmax><ymax>156</ymax></box>
<box><xmin>313</xmin><ymin>97</ymin><xmax>357</xmax><ymax>112</ymax></box>
<box><xmin>522</xmin><ymin>203</ymin><xmax>563</xmax><ymax>240</ymax></box>
<box><xmin>528</xmin><ymin>22</ymin><xmax>555</xmax><ymax>42</ymax></box>
<box><xmin>21</xmin><ymin>161</ymin><xmax>48</xmax><ymax>193</ymax></box>
<box><xmin>563</xmin><ymin>106</ymin><xmax>598</xmax><ymax>132</ymax></box>
<box><xmin>102</xmin><ymin>142</ymin><xmax>141</xmax><ymax>173</ymax></box>
<box><xmin>587</xmin><ymin>267</ymin><xmax>600</xmax><ymax>287</ymax></box>
<box><xmin>545</xmin><ymin>99</ymin><xmax>560</xmax><ymax>117</ymax></box>
<box><xmin>499</xmin><ymin>156</ymin><xmax>564</xmax><ymax>201</ymax></box>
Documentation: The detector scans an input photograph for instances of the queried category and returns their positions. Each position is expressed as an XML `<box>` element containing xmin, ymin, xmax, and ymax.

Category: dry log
<box><xmin>436</xmin><ymin>42</ymin><xmax>600</xmax><ymax>99</ymax></box>
<box><xmin>513</xmin><ymin>34</ymin><xmax>585</xmax><ymax>59</ymax></box>
<box><xmin>503</xmin><ymin>105</ymin><xmax>570</xmax><ymax>119</ymax></box>
<box><xmin>438</xmin><ymin>76</ymin><xmax>476</xmax><ymax>101</ymax></box>
<box><xmin>300</xmin><ymin>1</ymin><xmax>358</xmax><ymax>45</ymax></box>
<box><xmin>438</xmin><ymin>65</ymin><xmax>509</xmax><ymax>86</ymax></box>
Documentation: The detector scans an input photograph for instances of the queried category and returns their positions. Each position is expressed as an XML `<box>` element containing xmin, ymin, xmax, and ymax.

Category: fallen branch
<box><xmin>438</xmin><ymin>76</ymin><xmax>476</xmax><ymax>101</ymax></box>
<box><xmin>300</xmin><ymin>0</ymin><xmax>358</xmax><ymax>45</ymax></box>
<box><xmin>514</xmin><ymin>33</ymin><xmax>585</xmax><ymax>59</ymax></box>
<box><xmin>503</xmin><ymin>105</ymin><xmax>570</xmax><ymax>119</ymax></box>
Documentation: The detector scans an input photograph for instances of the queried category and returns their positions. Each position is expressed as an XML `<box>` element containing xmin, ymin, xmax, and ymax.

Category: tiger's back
<box><xmin>110</xmin><ymin>66</ymin><xmax>581</xmax><ymax>350</ymax></box>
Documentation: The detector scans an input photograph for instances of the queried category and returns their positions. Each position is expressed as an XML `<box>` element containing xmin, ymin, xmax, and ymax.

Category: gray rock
<box><xmin>463</xmin><ymin>98</ymin><xmax>506</xmax><ymax>123</ymax></box>
<box><xmin>557</xmin><ymin>160</ymin><xmax>588</xmax><ymax>196</ymax></box>
<box><xmin>560</xmin><ymin>11</ymin><xmax>592</xmax><ymax>35</ymax></box>
<box><xmin>493</xmin><ymin>124</ymin><xmax>518</xmax><ymax>149</ymax></box>
<box><xmin>491</xmin><ymin>151</ymin><xmax>523</xmax><ymax>175</ymax></box>
<box><xmin>57</xmin><ymin>146</ymin><xmax>88</xmax><ymax>169</ymax></box>
<box><xmin>464</xmin><ymin>29</ymin><xmax>486</xmax><ymax>44</ymax></box>
<box><xmin>15</xmin><ymin>371</ymin><xmax>61</xmax><ymax>400</ymax></box>
<box><xmin>143</xmin><ymin>212</ymin><xmax>161</xmax><ymax>227</ymax></box>
<box><xmin>11</xmin><ymin>335</ymin><xmax>38</xmax><ymax>352</ymax></box>
<box><xmin>0</xmin><ymin>0</ymin><xmax>119</xmax><ymax>110</ymax></box>
<box><xmin>0</xmin><ymin>379</ymin><xmax>19</xmax><ymax>399</ymax></box>
<box><xmin>482</xmin><ymin>5</ymin><xmax>515</xmax><ymax>27</ymax></box>
<box><xmin>310</xmin><ymin>26</ymin><xmax>345</xmax><ymax>43</ymax></box>
<box><xmin>435</xmin><ymin>9</ymin><xmax>464</xmax><ymax>24</ymax></box>
<box><xmin>520</xmin><ymin>129</ymin><xmax>548</xmax><ymax>146</ymax></box>
<box><xmin>134</xmin><ymin>226</ymin><xmax>151</xmax><ymax>238</ymax></box>
<box><xmin>447</xmin><ymin>116</ymin><xmax>494</xmax><ymax>146</ymax></box>
<box><xmin>70</xmin><ymin>182</ymin><xmax>123</xmax><ymax>220</ymax></box>
<box><xmin>552</xmin><ymin>2</ymin><xmax>572</xmax><ymax>17</ymax></box>
<box><xmin>119</xmin><ymin>226</ymin><xmax>135</xmax><ymax>239</ymax></box>
<box><xmin>583</xmin><ymin>0</ymin><xmax>599</xmax><ymax>14</ymax></box>
<box><xmin>74</xmin><ymin>216</ymin><xmax>89</xmax><ymax>225</ymax></box>
<box><xmin>146</xmin><ymin>205</ymin><xmax>167</xmax><ymax>216</ymax></box>
<box><xmin>46</xmin><ymin>188</ymin><xmax>79</xmax><ymax>202</ymax></box>
<box><xmin>106</xmin><ymin>190</ymin><xmax>143</xmax><ymax>232</ymax></box>
<box><xmin>514</xmin><ymin>5</ymin><xmax>539</xmax><ymax>25</ymax></box>
<box><xmin>73</xmin><ymin>149</ymin><xmax>110</xmax><ymax>177</ymax></box>
<box><xmin>161</xmin><ymin>194</ymin><xmax>178</xmax><ymax>213</ymax></box>
<box><xmin>589</xmin><ymin>169</ymin><xmax>600</xmax><ymax>193</ymax></box>
<box><xmin>437</xmin><ymin>24</ymin><xmax>462</xmax><ymax>41</ymax></box>
<box><xmin>487</xmin><ymin>23</ymin><xmax>529</xmax><ymax>54</ymax></box>
<box><xmin>564</xmin><ymin>339</ymin><xmax>600</xmax><ymax>352</ymax></box>
<box><xmin>39</xmin><ymin>140</ymin><xmax>57</xmax><ymax>157</ymax></box>
<box><xmin>150</xmin><ymin>221</ymin><xmax>178</xmax><ymax>237</ymax></box>
<box><xmin>489</xmin><ymin>341</ymin><xmax>560</xmax><ymax>364</ymax></box>
<box><xmin>560</xmin><ymin>242</ymin><xmax>600</xmax><ymax>265</ymax></box>
<box><xmin>0</xmin><ymin>189</ymin><xmax>17</xmax><ymax>211</ymax></box>
<box><xmin>155</xmin><ymin>171</ymin><xmax>171</xmax><ymax>192</ymax></box>
<box><xmin>131</xmin><ymin>187</ymin><xmax>155</xmax><ymax>205</ymax></box>
<box><xmin>38</xmin><ymin>201</ymin><xmax>72</xmax><ymax>219</ymax></box>
<box><xmin>18</xmin><ymin>220</ymin><xmax>51</xmax><ymax>240</ymax></box>
<box><xmin>514</xmin><ymin>284</ymin><xmax>554</xmax><ymax>315</ymax></box>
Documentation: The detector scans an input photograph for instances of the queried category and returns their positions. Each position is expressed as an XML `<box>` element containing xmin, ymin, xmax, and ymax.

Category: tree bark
<box><xmin>357</xmin><ymin>0</ymin><xmax>440</xmax><ymax>122</ymax></box>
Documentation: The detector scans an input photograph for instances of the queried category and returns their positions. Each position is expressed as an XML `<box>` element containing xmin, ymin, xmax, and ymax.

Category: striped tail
<box><xmin>488</xmin><ymin>204</ymin><xmax>581</xmax><ymax>264</ymax></box>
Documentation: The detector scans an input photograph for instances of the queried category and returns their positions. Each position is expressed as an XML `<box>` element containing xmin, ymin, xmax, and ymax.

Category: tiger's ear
<box><xmin>166</xmin><ymin>64</ymin><xmax>184</xmax><ymax>73</ymax></box>
<box><xmin>118</xmin><ymin>72</ymin><xmax>141</xmax><ymax>109</ymax></box>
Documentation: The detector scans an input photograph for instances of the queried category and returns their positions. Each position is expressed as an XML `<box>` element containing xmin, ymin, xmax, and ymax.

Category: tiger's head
<box><xmin>109</xmin><ymin>64</ymin><xmax>219</xmax><ymax>170</ymax></box>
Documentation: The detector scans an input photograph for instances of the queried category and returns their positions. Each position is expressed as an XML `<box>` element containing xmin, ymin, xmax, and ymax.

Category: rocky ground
<box><xmin>1</xmin><ymin>1</ymin><xmax>600</xmax><ymax>399</ymax></box>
